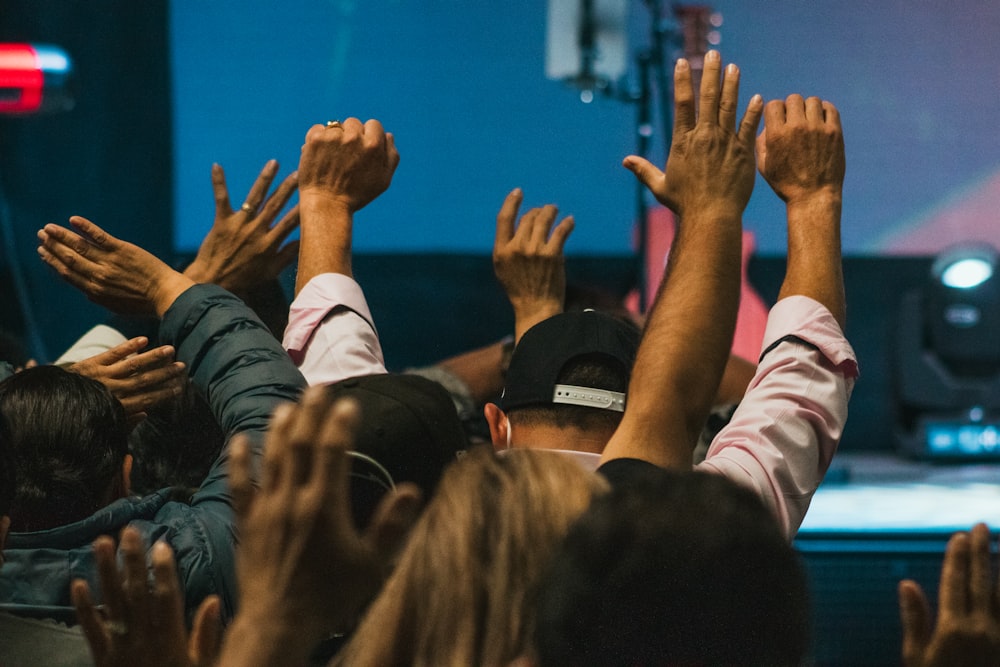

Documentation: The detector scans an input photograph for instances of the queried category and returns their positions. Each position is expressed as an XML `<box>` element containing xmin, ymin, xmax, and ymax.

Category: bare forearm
<box><xmin>778</xmin><ymin>190</ymin><xmax>845</xmax><ymax>329</ymax></box>
<box><xmin>295</xmin><ymin>196</ymin><xmax>354</xmax><ymax>296</ymax></box>
<box><xmin>512</xmin><ymin>299</ymin><xmax>561</xmax><ymax>344</ymax></box>
<box><xmin>607</xmin><ymin>213</ymin><xmax>742</xmax><ymax>466</ymax></box>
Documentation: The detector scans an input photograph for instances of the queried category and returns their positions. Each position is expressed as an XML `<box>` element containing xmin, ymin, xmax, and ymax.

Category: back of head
<box><xmin>128</xmin><ymin>380</ymin><xmax>224</xmax><ymax>496</ymax></box>
<box><xmin>0</xmin><ymin>365</ymin><xmax>128</xmax><ymax>532</ymax></box>
<box><xmin>337</xmin><ymin>447</ymin><xmax>609</xmax><ymax>667</ymax></box>
<box><xmin>501</xmin><ymin>311</ymin><xmax>639</xmax><ymax>437</ymax></box>
<box><xmin>324</xmin><ymin>373</ymin><xmax>469</xmax><ymax>527</ymax></box>
<box><xmin>534</xmin><ymin>467</ymin><xmax>810</xmax><ymax>667</ymax></box>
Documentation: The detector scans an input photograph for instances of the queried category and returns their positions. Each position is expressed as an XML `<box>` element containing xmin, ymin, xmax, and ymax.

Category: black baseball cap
<box><xmin>324</xmin><ymin>373</ymin><xmax>468</xmax><ymax>526</ymax></box>
<box><xmin>500</xmin><ymin>311</ymin><xmax>640</xmax><ymax>413</ymax></box>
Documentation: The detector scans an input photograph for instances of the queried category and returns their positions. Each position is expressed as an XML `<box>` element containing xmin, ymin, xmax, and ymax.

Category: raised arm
<box><xmin>294</xmin><ymin>118</ymin><xmax>399</xmax><ymax>294</ymax></box>
<box><xmin>601</xmin><ymin>51</ymin><xmax>762</xmax><ymax>468</ymax></box>
<box><xmin>39</xmin><ymin>216</ymin><xmax>307</xmax><ymax>619</ymax></box>
<box><xmin>757</xmin><ymin>95</ymin><xmax>846</xmax><ymax>326</ymax></box>
<box><xmin>492</xmin><ymin>188</ymin><xmax>575</xmax><ymax>343</ymax></box>
<box><xmin>899</xmin><ymin>524</ymin><xmax>1000</xmax><ymax>666</ymax></box>
<box><xmin>183</xmin><ymin>159</ymin><xmax>300</xmax><ymax>297</ymax></box>
<box><xmin>218</xmin><ymin>388</ymin><xmax>422</xmax><ymax>667</ymax></box>
<box><xmin>695</xmin><ymin>95</ymin><xmax>854</xmax><ymax>539</ymax></box>
<box><xmin>68</xmin><ymin>336</ymin><xmax>186</xmax><ymax>427</ymax></box>
<box><xmin>283</xmin><ymin>118</ymin><xmax>400</xmax><ymax>385</ymax></box>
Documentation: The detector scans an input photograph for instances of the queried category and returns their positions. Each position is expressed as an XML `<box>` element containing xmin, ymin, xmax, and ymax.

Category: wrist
<box><xmin>784</xmin><ymin>187</ymin><xmax>842</xmax><ymax>214</ymax></box>
<box><xmin>181</xmin><ymin>257</ymin><xmax>213</xmax><ymax>284</ymax></box>
<box><xmin>222</xmin><ymin>614</ymin><xmax>319</xmax><ymax>667</ymax></box>
<box><xmin>300</xmin><ymin>189</ymin><xmax>355</xmax><ymax>221</ymax></box>
<box><xmin>153</xmin><ymin>272</ymin><xmax>197</xmax><ymax>318</ymax></box>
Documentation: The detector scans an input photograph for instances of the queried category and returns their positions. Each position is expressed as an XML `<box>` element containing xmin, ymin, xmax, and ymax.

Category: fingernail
<box><xmin>751</xmin><ymin>94</ymin><xmax>763</xmax><ymax>106</ymax></box>
<box><xmin>675</xmin><ymin>58</ymin><xmax>689</xmax><ymax>71</ymax></box>
<box><xmin>726</xmin><ymin>63</ymin><xmax>738</xmax><ymax>76</ymax></box>
<box><xmin>706</xmin><ymin>50</ymin><xmax>720</xmax><ymax>62</ymax></box>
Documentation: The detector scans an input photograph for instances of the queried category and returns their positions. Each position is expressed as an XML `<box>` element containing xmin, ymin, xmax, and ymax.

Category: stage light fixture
<box><xmin>893</xmin><ymin>243</ymin><xmax>1000</xmax><ymax>459</ymax></box>
<box><xmin>0</xmin><ymin>43</ymin><xmax>74</xmax><ymax>115</ymax></box>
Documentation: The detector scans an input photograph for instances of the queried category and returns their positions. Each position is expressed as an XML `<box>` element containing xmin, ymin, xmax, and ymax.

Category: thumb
<box><xmin>898</xmin><ymin>579</ymin><xmax>932</xmax><ymax>667</ymax></box>
<box><xmin>189</xmin><ymin>595</ymin><xmax>222</xmax><ymax>666</ymax></box>
<box><xmin>621</xmin><ymin>155</ymin><xmax>665</xmax><ymax>192</ymax></box>
<box><xmin>755</xmin><ymin>129</ymin><xmax>768</xmax><ymax>176</ymax></box>
<box><xmin>367</xmin><ymin>483</ymin><xmax>423</xmax><ymax>560</ymax></box>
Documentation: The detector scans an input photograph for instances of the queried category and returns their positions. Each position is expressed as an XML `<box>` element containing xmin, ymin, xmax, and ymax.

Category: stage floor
<box><xmin>799</xmin><ymin>452</ymin><xmax>1000</xmax><ymax>534</ymax></box>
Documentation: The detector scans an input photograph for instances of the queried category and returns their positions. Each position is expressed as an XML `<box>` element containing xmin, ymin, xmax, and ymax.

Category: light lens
<box><xmin>941</xmin><ymin>258</ymin><xmax>994</xmax><ymax>289</ymax></box>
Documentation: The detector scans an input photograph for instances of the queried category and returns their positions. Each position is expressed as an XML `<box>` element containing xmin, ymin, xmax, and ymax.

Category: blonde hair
<box><xmin>334</xmin><ymin>447</ymin><xmax>608</xmax><ymax>667</ymax></box>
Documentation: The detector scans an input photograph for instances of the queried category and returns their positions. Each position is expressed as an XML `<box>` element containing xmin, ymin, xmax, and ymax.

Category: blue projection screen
<box><xmin>171</xmin><ymin>1</ymin><xmax>1000</xmax><ymax>256</ymax></box>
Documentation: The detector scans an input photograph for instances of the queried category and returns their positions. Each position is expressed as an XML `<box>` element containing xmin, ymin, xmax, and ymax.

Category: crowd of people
<box><xmin>0</xmin><ymin>51</ymin><xmax>997</xmax><ymax>665</ymax></box>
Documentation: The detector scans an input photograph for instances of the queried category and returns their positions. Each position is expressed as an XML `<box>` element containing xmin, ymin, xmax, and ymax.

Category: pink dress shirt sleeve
<box><xmin>696</xmin><ymin>295</ymin><xmax>859</xmax><ymax>540</ymax></box>
<box><xmin>282</xmin><ymin>273</ymin><xmax>387</xmax><ymax>385</ymax></box>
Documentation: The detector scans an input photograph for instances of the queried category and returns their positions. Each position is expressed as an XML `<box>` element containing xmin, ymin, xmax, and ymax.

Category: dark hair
<box><xmin>508</xmin><ymin>353</ymin><xmax>628</xmax><ymax>433</ymax></box>
<box><xmin>0</xmin><ymin>365</ymin><xmax>128</xmax><ymax>532</ymax></box>
<box><xmin>534</xmin><ymin>468</ymin><xmax>811</xmax><ymax>667</ymax></box>
<box><xmin>0</xmin><ymin>420</ymin><xmax>12</xmax><ymax>518</ymax></box>
<box><xmin>128</xmin><ymin>379</ymin><xmax>224</xmax><ymax>496</ymax></box>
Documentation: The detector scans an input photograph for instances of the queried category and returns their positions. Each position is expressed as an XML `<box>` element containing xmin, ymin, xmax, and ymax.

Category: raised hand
<box><xmin>220</xmin><ymin>387</ymin><xmax>422</xmax><ymax>665</ymax></box>
<box><xmin>71</xmin><ymin>526</ymin><xmax>221</xmax><ymax>667</ymax></box>
<box><xmin>623</xmin><ymin>51</ymin><xmax>762</xmax><ymax>221</ymax></box>
<box><xmin>757</xmin><ymin>95</ymin><xmax>847</xmax><ymax>327</ymax></box>
<box><xmin>37</xmin><ymin>217</ymin><xmax>195</xmax><ymax>317</ymax></box>
<box><xmin>69</xmin><ymin>336</ymin><xmax>186</xmax><ymax>426</ymax></box>
<box><xmin>493</xmin><ymin>188</ymin><xmax>574</xmax><ymax>342</ymax></box>
<box><xmin>756</xmin><ymin>95</ymin><xmax>845</xmax><ymax>206</ymax></box>
<box><xmin>899</xmin><ymin>523</ymin><xmax>1000</xmax><ymax>667</ymax></box>
<box><xmin>184</xmin><ymin>159</ymin><xmax>300</xmax><ymax>295</ymax></box>
<box><xmin>298</xmin><ymin>117</ymin><xmax>400</xmax><ymax>215</ymax></box>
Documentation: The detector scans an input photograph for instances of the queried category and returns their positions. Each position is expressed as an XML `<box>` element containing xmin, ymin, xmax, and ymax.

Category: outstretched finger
<box><xmin>314</xmin><ymin>397</ymin><xmax>360</xmax><ymax>511</ymax></box>
<box><xmin>189</xmin><ymin>595</ymin><xmax>222</xmax><ymax>665</ymax></box>
<box><xmin>84</xmin><ymin>337</ymin><xmax>149</xmax><ymax>368</ymax></box>
<box><xmin>240</xmin><ymin>159</ymin><xmax>279</xmax><ymax>214</ymax></box>
<box><xmin>68</xmin><ymin>216</ymin><xmax>116</xmax><ymax>250</ymax></box>
<box><xmin>112</xmin><ymin>345</ymin><xmax>178</xmax><ymax>380</ymax></box>
<box><xmin>495</xmin><ymin>188</ymin><xmax>524</xmax><ymax>248</ymax></box>
<box><xmin>697</xmin><ymin>50</ymin><xmax>722</xmax><ymax>126</ymax></box>
<box><xmin>71</xmin><ymin>579</ymin><xmax>110</xmax><ymax>662</ymax></box>
<box><xmin>529</xmin><ymin>205</ymin><xmax>559</xmax><ymax>247</ymax></box>
<box><xmin>547</xmin><ymin>215</ymin><xmax>575</xmax><ymax>252</ymax></box>
<box><xmin>717</xmin><ymin>62</ymin><xmax>741</xmax><ymax>130</ymax></box>
<box><xmin>149</xmin><ymin>540</ymin><xmax>187</xmax><ymax>648</ymax></box>
<box><xmin>898</xmin><ymin>579</ymin><xmax>932</xmax><ymax>666</ymax></box>
<box><xmin>672</xmin><ymin>58</ymin><xmax>695</xmax><ymax>135</ymax></box>
<box><xmin>939</xmin><ymin>530</ymin><xmax>971</xmax><ymax>615</ymax></box>
<box><xmin>211</xmin><ymin>163</ymin><xmax>233</xmax><ymax>219</ymax></box>
<box><xmin>258</xmin><ymin>170</ymin><xmax>299</xmax><ymax>225</ymax></box>
<box><xmin>969</xmin><ymin>523</ymin><xmax>992</xmax><ymax>611</ymax></box>
<box><xmin>286</xmin><ymin>386</ymin><xmax>329</xmax><ymax>488</ymax></box>
<box><xmin>261</xmin><ymin>402</ymin><xmax>296</xmax><ymax>492</ymax></box>
<box><xmin>229</xmin><ymin>435</ymin><xmax>255</xmax><ymax>523</ymax></box>
<box><xmin>120</xmin><ymin>527</ymin><xmax>150</xmax><ymax>629</ymax></box>
<box><xmin>93</xmin><ymin>535</ymin><xmax>127</xmax><ymax>628</ymax></box>
<box><xmin>267</xmin><ymin>205</ymin><xmax>301</xmax><ymax>247</ymax></box>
